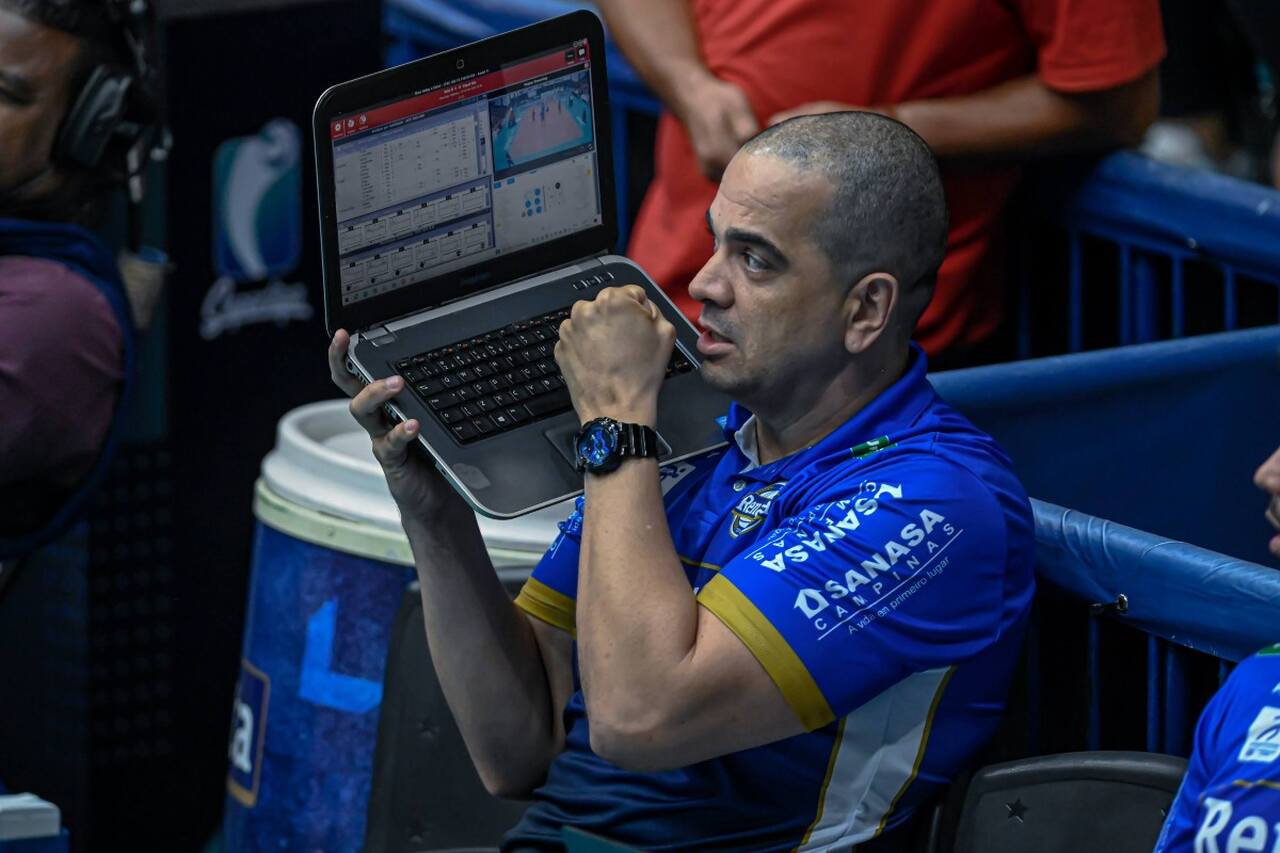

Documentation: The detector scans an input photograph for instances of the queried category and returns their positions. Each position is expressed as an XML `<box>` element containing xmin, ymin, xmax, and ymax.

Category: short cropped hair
<box><xmin>0</xmin><ymin>0</ymin><xmax>127</xmax><ymax>79</ymax></box>
<box><xmin>740</xmin><ymin>112</ymin><xmax>948</xmax><ymax>324</ymax></box>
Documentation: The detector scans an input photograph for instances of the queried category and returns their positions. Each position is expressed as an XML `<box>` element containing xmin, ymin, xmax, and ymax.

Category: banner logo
<box><xmin>213</xmin><ymin>118</ymin><xmax>302</xmax><ymax>281</ymax></box>
<box><xmin>205</xmin><ymin>119</ymin><xmax>313</xmax><ymax>340</ymax></box>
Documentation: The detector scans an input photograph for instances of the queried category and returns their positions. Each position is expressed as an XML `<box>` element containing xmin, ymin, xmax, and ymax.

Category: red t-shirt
<box><xmin>626</xmin><ymin>0</ymin><xmax>1165</xmax><ymax>356</ymax></box>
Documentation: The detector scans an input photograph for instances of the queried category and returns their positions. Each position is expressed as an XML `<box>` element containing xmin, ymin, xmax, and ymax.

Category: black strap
<box><xmin>621</xmin><ymin>423</ymin><xmax>659</xmax><ymax>460</ymax></box>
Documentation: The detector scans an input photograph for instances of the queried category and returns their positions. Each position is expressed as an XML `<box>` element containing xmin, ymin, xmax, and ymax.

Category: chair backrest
<box><xmin>950</xmin><ymin>751</ymin><xmax>1186</xmax><ymax>853</ymax></box>
<box><xmin>363</xmin><ymin>573</ymin><xmax>532</xmax><ymax>852</ymax></box>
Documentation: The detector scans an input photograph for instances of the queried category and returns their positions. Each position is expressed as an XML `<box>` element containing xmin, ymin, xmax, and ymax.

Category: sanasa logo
<box><xmin>794</xmin><ymin>507</ymin><xmax>953</xmax><ymax>620</ymax></box>
<box><xmin>756</xmin><ymin>481</ymin><xmax>904</xmax><ymax>573</ymax></box>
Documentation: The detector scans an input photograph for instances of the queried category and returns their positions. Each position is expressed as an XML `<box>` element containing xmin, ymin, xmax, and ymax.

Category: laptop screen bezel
<box><xmin>313</xmin><ymin>10</ymin><xmax>615</xmax><ymax>336</ymax></box>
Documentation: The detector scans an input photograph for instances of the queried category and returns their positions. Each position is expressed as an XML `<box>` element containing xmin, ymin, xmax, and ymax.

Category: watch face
<box><xmin>577</xmin><ymin>422</ymin><xmax>618</xmax><ymax>469</ymax></box>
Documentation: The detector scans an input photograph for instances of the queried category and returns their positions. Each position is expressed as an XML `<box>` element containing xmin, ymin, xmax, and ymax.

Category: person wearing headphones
<box><xmin>0</xmin><ymin>0</ymin><xmax>159</xmax><ymax>560</ymax></box>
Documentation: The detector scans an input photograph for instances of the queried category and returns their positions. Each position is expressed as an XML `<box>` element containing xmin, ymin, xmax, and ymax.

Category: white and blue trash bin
<box><xmin>221</xmin><ymin>400</ymin><xmax>568</xmax><ymax>851</ymax></box>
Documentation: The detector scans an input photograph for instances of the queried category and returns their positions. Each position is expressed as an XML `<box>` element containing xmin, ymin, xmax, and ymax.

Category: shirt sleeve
<box><xmin>514</xmin><ymin>496</ymin><xmax>584</xmax><ymax>635</ymax></box>
<box><xmin>1013</xmin><ymin>0</ymin><xmax>1166</xmax><ymax>93</ymax></box>
<box><xmin>0</xmin><ymin>257</ymin><xmax>123</xmax><ymax>486</ymax></box>
<box><xmin>696</xmin><ymin>456</ymin><xmax>1014</xmax><ymax>731</ymax></box>
<box><xmin>512</xmin><ymin>454</ymin><xmax>720</xmax><ymax>636</ymax></box>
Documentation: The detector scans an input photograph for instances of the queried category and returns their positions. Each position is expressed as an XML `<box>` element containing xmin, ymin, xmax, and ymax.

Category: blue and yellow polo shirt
<box><xmin>508</xmin><ymin>347</ymin><xmax>1036</xmax><ymax>850</ymax></box>
<box><xmin>1155</xmin><ymin>645</ymin><xmax>1280</xmax><ymax>853</ymax></box>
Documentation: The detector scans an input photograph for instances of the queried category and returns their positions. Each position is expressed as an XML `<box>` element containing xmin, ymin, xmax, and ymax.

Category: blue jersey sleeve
<box><xmin>514</xmin><ymin>497</ymin><xmax>584</xmax><ymax>635</ymax></box>
<box><xmin>696</xmin><ymin>455</ymin><xmax>1019</xmax><ymax>730</ymax></box>
<box><xmin>512</xmin><ymin>455</ymin><xmax>719</xmax><ymax>636</ymax></box>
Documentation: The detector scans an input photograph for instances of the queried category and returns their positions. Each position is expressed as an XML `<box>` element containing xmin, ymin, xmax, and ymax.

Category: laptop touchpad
<box><xmin>544</xmin><ymin>424</ymin><xmax>672</xmax><ymax>470</ymax></box>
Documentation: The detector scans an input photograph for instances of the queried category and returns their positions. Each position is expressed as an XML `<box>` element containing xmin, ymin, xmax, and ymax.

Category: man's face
<box><xmin>0</xmin><ymin>7</ymin><xmax>81</xmax><ymax>197</ymax></box>
<box><xmin>689</xmin><ymin>152</ymin><xmax>851</xmax><ymax>403</ymax></box>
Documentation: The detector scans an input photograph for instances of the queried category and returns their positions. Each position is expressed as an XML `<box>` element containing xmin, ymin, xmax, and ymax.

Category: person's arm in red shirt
<box><xmin>770</xmin><ymin>70</ymin><xmax>1159</xmax><ymax>161</ymax></box>
<box><xmin>594</xmin><ymin>0</ymin><xmax>758</xmax><ymax>179</ymax></box>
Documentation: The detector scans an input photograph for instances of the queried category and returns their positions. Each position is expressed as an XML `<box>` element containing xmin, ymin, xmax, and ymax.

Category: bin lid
<box><xmin>260</xmin><ymin>400</ymin><xmax>570</xmax><ymax>557</ymax></box>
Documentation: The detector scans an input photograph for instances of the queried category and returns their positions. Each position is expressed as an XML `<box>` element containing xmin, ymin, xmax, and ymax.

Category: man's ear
<box><xmin>843</xmin><ymin>271</ymin><xmax>899</xmax><ymax>354</ymax></box>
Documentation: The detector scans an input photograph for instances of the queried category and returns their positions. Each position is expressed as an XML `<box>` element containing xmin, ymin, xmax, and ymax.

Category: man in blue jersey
<box><xmin>329</xmin><ymin>111</ymin><xmax>1036</xmax><ymax>850</ymax></box>
<box><xmin>1155</xmin><ymin>645</ymin><xmax>1280</xmax><ymax>852</ymax></box>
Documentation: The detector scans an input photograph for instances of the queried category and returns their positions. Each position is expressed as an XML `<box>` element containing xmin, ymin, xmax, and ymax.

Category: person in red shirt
<box><xmin>598</xmin><ymin>0</ymin><xmax>1165</xmax><ymax>364</ymax></box>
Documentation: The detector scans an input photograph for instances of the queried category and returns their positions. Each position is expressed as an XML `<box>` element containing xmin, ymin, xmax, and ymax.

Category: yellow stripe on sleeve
<box><xmin>678</xmin><ymin>553</ymin><xmax>722</xmax><ymax>571</ymax></box>
<box><xmin>514</xmin><ymin>577</ymin><xmax>577</xmax><ymax>636</ymax></box>
<box><xmin>697</xmin><ymin>573</ymin><xmax>834</xmax><ymax>731</ymax></box>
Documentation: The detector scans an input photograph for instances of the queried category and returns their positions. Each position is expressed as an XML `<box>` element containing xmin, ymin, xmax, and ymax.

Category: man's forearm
<box><xmin>593</xmin><ymin>0</ymin><xmax>709</xmax><ymax>121</ymax></box>
<box><xmin>576</xmin><ymin>461</ymin><xmax>698</xmax><ymax>735</ymax></box>
<box><xmin>894</xmin><ymin>72</ymin><xmax>1158</xmax><ymax>160</ymax></box>
<box><xmin>402</xmin><ymin>508</ymin><xmax>560</xmax><ymax>796</ymax></box>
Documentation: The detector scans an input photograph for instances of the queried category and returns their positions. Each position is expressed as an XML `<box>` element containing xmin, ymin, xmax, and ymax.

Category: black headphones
<box><xmin>52</xmin><ymin>0</ymin><xmax>165</xmax><ymax>181</ymax></box>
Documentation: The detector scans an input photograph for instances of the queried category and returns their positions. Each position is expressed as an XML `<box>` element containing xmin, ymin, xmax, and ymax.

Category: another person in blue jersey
<box><xmin>1154</xmin><ymin>645</ymin><xmax>1280</xmax><ymax>852</ymax></box>
<box><xmin>329</xmin><ymin>111</ymin><xmax>1036</xmax><ymax>850</ymax></box>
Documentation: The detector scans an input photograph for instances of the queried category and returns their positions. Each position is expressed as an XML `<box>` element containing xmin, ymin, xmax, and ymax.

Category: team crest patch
<box><xmin>729</xmin><ymin>481</ymin><xmax>786</xmax><ymax>538</ymax></box>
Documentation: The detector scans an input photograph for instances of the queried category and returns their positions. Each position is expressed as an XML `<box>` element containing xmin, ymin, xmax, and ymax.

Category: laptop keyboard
<box><xmin>395</xmin><ymin>306</ymin><xmax>694</xmax><ymax>444</ymax></box>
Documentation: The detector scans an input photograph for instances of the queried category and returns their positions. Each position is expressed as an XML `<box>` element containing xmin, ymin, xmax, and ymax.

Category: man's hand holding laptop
<box><xmin>328</xmin><ymin>329</ymin><xmax>469</xmax><ymax>525</ymax></box>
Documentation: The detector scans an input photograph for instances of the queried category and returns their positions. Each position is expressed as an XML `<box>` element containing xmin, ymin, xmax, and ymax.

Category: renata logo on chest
<box><xmin>729</xmin><ymin>481</ymin><xmax>787</xmax><ymax>537</ymax></box>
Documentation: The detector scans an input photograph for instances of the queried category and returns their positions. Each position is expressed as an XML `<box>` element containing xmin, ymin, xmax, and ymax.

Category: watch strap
<box><xmin>619</xmin><ymin>422</ymin><xmax>660</xmax><ymax>461</ymax></box>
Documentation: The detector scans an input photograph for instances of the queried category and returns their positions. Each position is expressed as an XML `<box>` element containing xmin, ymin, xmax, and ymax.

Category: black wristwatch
<box><xmin>574</xmin><ymin>417</ymin><xmax>660</xmax><ymax>474</ymax></box>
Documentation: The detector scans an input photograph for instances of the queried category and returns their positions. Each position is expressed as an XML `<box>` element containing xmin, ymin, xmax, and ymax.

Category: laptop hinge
<box><xmin>363</xmin><ymin>324</ymin><xmax>398</xmax><ymax>347</ymax></box>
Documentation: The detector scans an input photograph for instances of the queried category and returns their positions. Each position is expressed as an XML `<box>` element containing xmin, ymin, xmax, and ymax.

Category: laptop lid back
<box><xmin>313</xmin><ymin>11</ymin><xmax>616</xmax><ymax>336</ymax></box>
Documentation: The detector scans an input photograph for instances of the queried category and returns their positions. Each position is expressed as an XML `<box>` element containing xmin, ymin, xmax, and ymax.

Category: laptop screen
<box><xmin>326</xmin><ymin>40</ymin><xmax>602</xmax><ymax>308</ymax></box>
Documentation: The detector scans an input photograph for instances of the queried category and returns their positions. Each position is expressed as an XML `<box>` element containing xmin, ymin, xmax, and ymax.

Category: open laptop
<box><xmin>313</xmin><ymin>11</ymin><xmax>729</xmax><ymax>518</ymax></box>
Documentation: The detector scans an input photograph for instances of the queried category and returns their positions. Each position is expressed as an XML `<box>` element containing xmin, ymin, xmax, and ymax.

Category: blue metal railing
<box><xmin>1032</xmin><ymin>501</ymin><xmax>1280</xmax><ymax>756</ymax></box>
<box><xmin>1020</xmin><ymin>151</ymin><xmax>1280</xmax><ymax>356</ymax></box>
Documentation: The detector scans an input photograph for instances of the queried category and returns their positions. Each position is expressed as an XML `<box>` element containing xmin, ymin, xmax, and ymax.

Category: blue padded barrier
<box><xmin>931</xmin><ymin>326</ymin><xmax>1280</xmax><ymax>566</ymax></box>
<box><xmin>1032</xmin><ymin>500</ymin><xmax>1280</xmax><ymax>664</ymax></box>
<box><xmin>1024</xmin><ymin>500</ymin><xmax>1279</xmax><ymax>755</ymax></box>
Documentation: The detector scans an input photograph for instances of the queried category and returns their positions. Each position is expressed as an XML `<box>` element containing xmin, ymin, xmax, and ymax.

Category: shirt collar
<box><xmin>719</xmin><ymin>344</ymin><xmax>935</xmax><ymax>480</ymax></box>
